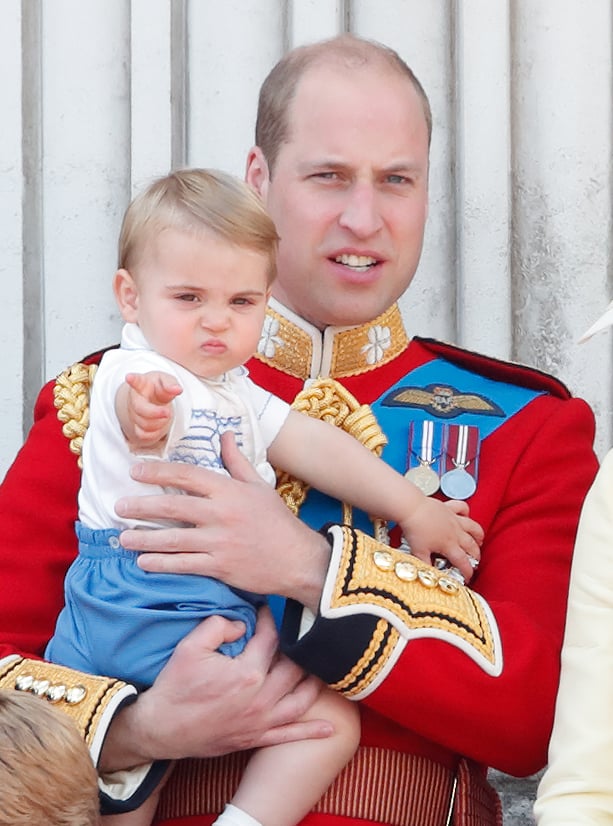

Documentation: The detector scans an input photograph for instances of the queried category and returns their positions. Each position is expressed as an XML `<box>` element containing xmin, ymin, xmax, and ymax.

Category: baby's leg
<box><xmin>215</xmin><ymin>687</ymin><xmax>360</xmax><ymax>826</ymax></box>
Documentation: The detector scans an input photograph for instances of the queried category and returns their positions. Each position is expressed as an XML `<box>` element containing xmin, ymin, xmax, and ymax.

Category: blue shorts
<box><xmin>45</xmin><ymin>522</ymin><xmax>264</xmax><ymax>687</ymax></box>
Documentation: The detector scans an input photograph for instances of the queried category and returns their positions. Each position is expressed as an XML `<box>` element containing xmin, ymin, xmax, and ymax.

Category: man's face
<box><xmin>247</xmin><ymin>63</ymin><xmax>429</xmax><ymax>330</ymax></box>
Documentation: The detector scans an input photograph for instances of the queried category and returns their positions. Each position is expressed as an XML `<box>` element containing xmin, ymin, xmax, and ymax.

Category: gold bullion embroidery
<box><xmin>0</xmin><ymin>657</ymin><xmax>130</xmax><ymax>750</ymax></box>
<box><xmin>329</xmin><ymin>527</ymin><xmax>497</xmax><ymax>668</ymax></box>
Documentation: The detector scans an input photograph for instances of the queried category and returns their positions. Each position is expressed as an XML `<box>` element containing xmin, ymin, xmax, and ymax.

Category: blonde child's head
<box><xmin>118</xmin><ymin>168</ymin><xmax>279</xmax><ymax>284</ymax></box>
<box><xmin>0</xmin><ymin>689</ymin><xmax>99</xmax><ymax>826</ymax></box>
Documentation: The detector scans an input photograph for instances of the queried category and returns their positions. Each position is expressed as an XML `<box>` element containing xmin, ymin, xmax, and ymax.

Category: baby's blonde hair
<box><xmin>118</xmin><ymin>168</ymin><xmax>279</xmax><ymax>284</ymax></box>
<box><xmin>0</xmin><ymin>690</ymin><xmax>99</xmax><ymax>826</ymax></box>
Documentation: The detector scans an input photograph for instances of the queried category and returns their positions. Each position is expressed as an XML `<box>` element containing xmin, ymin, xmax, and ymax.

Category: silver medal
<box><xmin>405</xmin><ymin>463</ymin><xmax>440</xmax><ymax>496</ymax></box>
<box><xmin>440</xmin><ymin>466</ymin><xmax>476</xmax><ymax>500</ymax></box>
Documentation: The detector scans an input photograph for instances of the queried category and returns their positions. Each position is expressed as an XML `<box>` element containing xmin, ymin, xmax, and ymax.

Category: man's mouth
<box><xmin>334</xmin><ymin>254</ymin><xmax>378</xmax><ymax>272</ymax></box>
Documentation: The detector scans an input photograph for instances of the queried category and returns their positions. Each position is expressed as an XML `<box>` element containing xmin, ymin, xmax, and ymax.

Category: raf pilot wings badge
<box><xmin>382</xmin><ymin>383</ymin><xmax>504</xmax><ymax>419</ymax></box>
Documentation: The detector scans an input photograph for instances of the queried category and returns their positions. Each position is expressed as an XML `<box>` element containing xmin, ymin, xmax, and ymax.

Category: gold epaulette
<box><xmin>0</xmin><ymin>656</ymin><xmax>136</xmax><ymax>764</ymax></box>
<box><xmin>53</xmin><ymin>362</ymin><xmax>97</xmax><ymax>467</ymax></box>
<box><xmin>276</xmin><ymin>378</ymin><xmax>387</xmax><ymax>538</ymax></box>
<box><xmin>322</xmin><ymin>527</ymin><xmax>502</xmax><ymax>697</ymax></box>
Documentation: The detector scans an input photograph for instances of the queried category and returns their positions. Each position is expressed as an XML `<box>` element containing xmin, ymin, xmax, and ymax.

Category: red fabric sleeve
<box><xmin>359</xmin><ymin>395</ymin><xmax>596</xmax><ymax>775</ymax></box>
<box><xmin>0</xmin><ymin>379</ymin><xmax>83</xmax><ymax>658</ymax></box>
<box><xmin>281</xmin><ymin>392</ymin><xmax>597</xmax><ymax>777</ymax></box>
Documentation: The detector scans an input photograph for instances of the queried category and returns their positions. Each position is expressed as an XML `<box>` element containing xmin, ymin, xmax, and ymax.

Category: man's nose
<box><xmin>338</xmin><ymin>182</ymin><xmax>384</xmax><ymax>238</ymax></box>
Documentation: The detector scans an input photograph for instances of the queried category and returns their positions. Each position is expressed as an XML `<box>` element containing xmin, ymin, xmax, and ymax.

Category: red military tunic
<box><xmin>0</xmin><ymin>300</ymin><xmax>598</xmax><ymax>825</ymax></box>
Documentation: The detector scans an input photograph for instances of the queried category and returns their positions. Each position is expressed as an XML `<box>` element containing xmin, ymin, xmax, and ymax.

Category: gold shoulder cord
<box><xmin>275</xmin><ymin>377</ymin><xmax>388</xmax><ymax>538</ymax></box>
<box><xmin>54</xmin><ymin>362</ymin><xmax>98</xmax><ymax>468</ymax></box>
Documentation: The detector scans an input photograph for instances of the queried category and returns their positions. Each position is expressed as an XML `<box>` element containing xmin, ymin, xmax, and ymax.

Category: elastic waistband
<box><xmin>75</xmin><ymin>521</ymin><xmax>130</xmax><ymax>559</ymax></box>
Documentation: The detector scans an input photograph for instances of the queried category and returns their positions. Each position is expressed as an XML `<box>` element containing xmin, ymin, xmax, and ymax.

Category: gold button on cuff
<box><xmin>31</xmin><ymin>678</ymin><xmax>50</xmax><ymax>696</ymax></box>
<box><xmin>417</xmin><ymin>569</ymin><xmax>438</xmax><ymax>588</ymax></box>
<box><xmin>373</xmin><ymin>550</ymin><xmax>395</xmax><ymax>571</ymax></box>
<box><xmin>395</xmin><ymin>560</ymin><xmax>418</xmax><ymax>581</ymax></box>
<box><xmin>46</xmin><ymin>684</ymin><xmax>67</xmax><ymax>703</ymax></box>
<box><xmin>438</xmin><ymin>576</ymin><xmax>460</xmax><ymax>595</ymax></box>
<box><xmin>15</xmin><ymin>674</ymin><xmax>34</xmax><ymax>691</ymax></box>
<box><xmin>65</xmin><ymin>685</ymin><xmax>88</xmax><ymax>705</ymax></box>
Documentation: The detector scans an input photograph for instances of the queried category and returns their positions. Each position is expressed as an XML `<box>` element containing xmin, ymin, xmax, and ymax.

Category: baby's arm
<box><xmin>115</xmin><ymin>371</ymin><xmax>182</xmax><ymax>451</ymax></box>
<box><xmin>268</xmin><ymin>411</ymin><xmax>483</xmax><ymax>581</ymax></box>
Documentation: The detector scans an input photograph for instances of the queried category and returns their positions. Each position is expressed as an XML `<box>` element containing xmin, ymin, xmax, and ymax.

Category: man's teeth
<box><xmin>335</xmin><ymin>254</ymin><xmax>377</xmax><ymax>270</ymax></box>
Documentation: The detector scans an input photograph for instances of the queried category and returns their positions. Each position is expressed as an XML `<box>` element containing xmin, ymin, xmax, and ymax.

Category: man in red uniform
<box><xmin>0</xmin><ymin>35</ymin><xmax>598</xmax><ymax>825</ymax></box>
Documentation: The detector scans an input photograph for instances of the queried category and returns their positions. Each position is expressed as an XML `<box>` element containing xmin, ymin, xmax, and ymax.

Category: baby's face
<box><xmin>128</xmin><ymin>228</ymin><xmax>271</xmax><ymax>378</ymax></box>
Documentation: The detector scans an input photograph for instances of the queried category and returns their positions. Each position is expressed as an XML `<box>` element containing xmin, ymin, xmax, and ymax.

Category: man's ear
<box><xmin>245</xmin><ymin>146</ymin><xmax>270</xmax><ymax>200</ymax></box>
<box><xmin>113</xmin><ymin>268</ymin><xmax>139</xmax><ymax>322</ymax></box>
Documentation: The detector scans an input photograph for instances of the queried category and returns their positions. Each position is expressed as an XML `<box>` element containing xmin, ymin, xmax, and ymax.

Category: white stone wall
<box><xmin>2</xmin><ymin>0</ymin><xmax>612</xmax><ymax>477</ymax></box>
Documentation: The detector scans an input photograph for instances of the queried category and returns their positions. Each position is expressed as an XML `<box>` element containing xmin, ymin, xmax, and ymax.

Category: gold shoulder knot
<box><xmin>53</xmin><ymin>362</ymin><xmax>97</xmax><ymax>468</ymax></box>
<box><xmin>276</xmin><ymin>378</ymin><xmax>387</xmax><ymax>527</ymax></box>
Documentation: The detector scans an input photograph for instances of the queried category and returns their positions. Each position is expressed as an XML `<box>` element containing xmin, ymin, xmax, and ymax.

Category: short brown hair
<box><xmin>0</xmin><ymin>690</ymin><xmax>99</xmax><ymax>826</ymax></box>
<box><xmin>255</xmin><ymin>34</ymin><xmax>432</xmax><ymax>174</ymax></box>
<box><xmin>119</xmin><ymin>168</ymin><xmax>279</xmax><ymax>284</ymax></box>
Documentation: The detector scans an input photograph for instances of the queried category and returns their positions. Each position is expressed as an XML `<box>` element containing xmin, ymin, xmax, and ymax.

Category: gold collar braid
<box><xmin>255</xmin><ymin>301</ymin><xmax>408</xmax><ymax>380</ymax></box>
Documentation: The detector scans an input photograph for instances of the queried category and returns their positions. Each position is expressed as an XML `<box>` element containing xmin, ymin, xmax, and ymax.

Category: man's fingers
<box><xmin>220</xmin><ymin>430</ymin><xmax>262</xmax><ymax>482</ymax></box>
<box><xmin>128</xmin><ymin>460</ymin><xmax>221</xmax><ymax>493</ymax></box>
<box><xmin>237</xmin><ymin>606</ymin><xmax>280</xmax><ymax>670</ymax></box>
<box><xmin>178</xmin><ymin>614</ymin><xmax>247</xmax><ymax>655</ymax></box>
<box><xmin>255</xmin><ymin>718</ymin><xmax>335</xmax><ymax>749</ymax></box>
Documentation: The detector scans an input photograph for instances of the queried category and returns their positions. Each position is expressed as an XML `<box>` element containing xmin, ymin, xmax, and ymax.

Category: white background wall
<box><xmin>2</xmin><ymin>0</ymin><xmax>612</xmax><ymax>479</ymax></box>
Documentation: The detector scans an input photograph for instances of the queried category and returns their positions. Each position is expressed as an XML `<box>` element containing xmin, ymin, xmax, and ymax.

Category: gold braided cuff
<box><xmin>321</xmin><ymin>526</ymin><xmax>502</xmax><ymax>697</ymax></box>
<box><xmin>0</xmin><ymin>656</ymin><xmax>137</xmax><ymax>765</ymax></box>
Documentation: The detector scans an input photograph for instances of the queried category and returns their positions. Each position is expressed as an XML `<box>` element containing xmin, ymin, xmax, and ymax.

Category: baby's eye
<box><xmin>232</xmin><ymin>297</ymin><xmax>253</xmax><ymax>306</ymax></box>
<box><xmin>176</xmin><ymin>293</ymin><xmax>198</xmax><ymax>302</ymax></box>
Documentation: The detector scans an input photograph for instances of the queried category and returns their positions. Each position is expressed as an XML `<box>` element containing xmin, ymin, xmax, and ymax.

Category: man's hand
<box><xmin>99</xmin><ymin>608</ymin><xmax>332</xmax><ymax>770</ymax></box>
<box><xmin>116</xmin><ymin>431</ymin><xmax>330</xmax><ymax>613</ymax></box>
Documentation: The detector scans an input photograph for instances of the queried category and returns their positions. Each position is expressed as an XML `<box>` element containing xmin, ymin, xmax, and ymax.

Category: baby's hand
<box><xmin>399</xmin><ymin>498</ymin><xmax>483</xmax><ymax>582</ymax></box>
<box><xmin>120</xmin><ymin>371</ymin><xmax>183</xmax><ymax>449</ymax></box>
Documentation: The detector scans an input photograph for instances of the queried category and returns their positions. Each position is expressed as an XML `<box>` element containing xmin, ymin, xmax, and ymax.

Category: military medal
<box><xmin>440</xmin><ymin>424</ymin><xmax>479</xmax><ymax>500</ymax></box>
<box><xmin>440</xmin><ymin>466</ymin><xmax>476</xmax><ymax>499</ymax></box>
<box><xmin>404</xmin><ymin>420</ymin><xmax>440</xmax><ymax>496</ymax></box>
<box><xmin>406</xmin><ymin>463</ymin><xmax>440</xmax><ymax>496</ymax></box>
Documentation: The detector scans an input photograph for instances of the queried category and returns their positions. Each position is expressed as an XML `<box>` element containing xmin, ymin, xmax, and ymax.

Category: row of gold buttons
<box><xmin>15</xmin><ymin>674</ymin><xmax>88</xmax><ymax>704</ymax></box>
<box><xmin>373</xmin><ymin>550</ymin><xmax>461</xmax><ymax>595</ymax></box>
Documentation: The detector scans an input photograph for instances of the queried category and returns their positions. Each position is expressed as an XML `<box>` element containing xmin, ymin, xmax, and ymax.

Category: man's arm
<box><xmin>119</xmin><ymin>394</ymin><xmax>598</xmax><ymax>777</ymax></box>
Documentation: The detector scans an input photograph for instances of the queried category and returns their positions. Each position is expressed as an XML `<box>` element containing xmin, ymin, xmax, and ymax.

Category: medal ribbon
<box><xmin>406</xmin><ymin>420</ymin><xmax>443</xmax><ymax>472</ymax></box>
<box><xmin>443</xmin><ymin>424</ymin><xmax>479</xmax><ymax>479</ymax></box>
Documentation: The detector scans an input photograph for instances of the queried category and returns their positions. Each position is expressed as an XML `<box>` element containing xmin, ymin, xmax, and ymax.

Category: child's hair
<box><xmin>0</xmin><ymin>689</ymin><xmax>99</xmax><ymax>826</ymax></box>
<box><xmin>118</xmin><ymin>168</ymin><xmax>279</xmax><ymax>284</ymax></box>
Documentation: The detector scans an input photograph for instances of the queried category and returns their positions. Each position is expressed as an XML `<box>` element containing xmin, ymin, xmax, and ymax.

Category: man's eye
<box><xmin>312</xmin><ymin>171</ymin><xmax>339</xmax><ymax>181</ymax></box>
<box><xmin>387</xmin><ymin>174</ymin><xmax>409</xmax><ymax>185</ymax></box>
